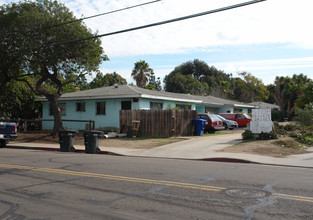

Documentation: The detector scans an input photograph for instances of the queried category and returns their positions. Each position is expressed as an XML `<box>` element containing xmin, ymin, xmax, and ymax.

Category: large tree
<box><xmin>164</xmin><ymin>59</ymin><xmax>231</xmax><ymax>96</ymax></box>
<box><xmin>89</xmin><ymin>72</ymin><xmax>127</xmax><ymax>89</ymax></box>
<box><xmin>233</xmin><ymin>72</ymin><xmax>269</xmax><ymax>103</ymax></box>
<box><xmin>295</xmin><ymin>81</ymin><xmax>313</xmax><ymax>109</ymax></box>
<box><xmin>164</xmin><ymin>72</ymin><xmax>210</xmax><ymax>95</ymax></box>
<box><xmin>145</xmin><ymin>72</ymin><xmax>162</xmax><ymax>91</ymax></box>
<box><xmin>273</xmin><ymin>74</ymin><xmax>312</xmax><ymax>119</ymax></box>
<box><xmin>1</xmin><ymin>0</ymin><xmax>107</xmax><ymax>133</ymax></box>
<box><xmin>131</xmin><ymin>60</ymin><xmax>153</xmax><ymax>88</ymax></box>
<box><xmin>0</xmin><ymin>79</ymin><xmax>41</xmax><ymax>119</ymax></box>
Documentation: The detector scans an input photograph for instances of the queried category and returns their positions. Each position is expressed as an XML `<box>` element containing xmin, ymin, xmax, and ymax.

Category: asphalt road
<box><xmin>1</xmin><ymin>148</ymin><xmax>313</xmax><ymax>219</ymax></box>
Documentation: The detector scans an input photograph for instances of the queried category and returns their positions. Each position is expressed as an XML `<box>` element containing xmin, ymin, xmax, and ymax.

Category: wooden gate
<box><xmin>119</xmin><ymin>110</ymin><xmax>197</xmax><ymax>137</ymax></box>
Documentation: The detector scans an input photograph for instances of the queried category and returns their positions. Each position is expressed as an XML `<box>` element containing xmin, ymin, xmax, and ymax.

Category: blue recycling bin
<box><xmin>192</xmin><ymin>119</ymin><xmax>206</xmax><ymax>136</ymax></box>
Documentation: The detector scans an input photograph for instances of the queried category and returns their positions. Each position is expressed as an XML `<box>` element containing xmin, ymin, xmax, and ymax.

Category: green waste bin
<box><xmin>58</xmin><ymin>130</ymin><xmax>78</xmax><ymax>152</ymax></box>
<box><xmin>84</xmin><ymin>130</ymin><xmax>104</xmax><ymax>154</ymax></box>
<box><xmin>126</xmin><ymin>125</ymin><xmax>132</xmax><ymax>138</ymax></box>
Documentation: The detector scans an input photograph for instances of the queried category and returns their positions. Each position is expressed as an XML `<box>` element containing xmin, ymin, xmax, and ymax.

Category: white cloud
<box><xmin>212</xmin><ymin>57</ymin><xmax>313</xmax><ymax>84</ymax></box>
<box><xmin>2</xmin><ymin>0</ymin><xmax>312</xmax><ymax>85</ymax></box>
<box><xmin>214</xmin><ymin>57</ymin><xmax>313</xmax><ymax>71</ymax></box>
<box><xmin>3</xmin><ymin>0</ymin><xmax>312</xmax><ymax>56</ymax></box>
<box><xmin>60</xmin><ymin>0</ymin><xmax>313</xmax><ymax>57</ymax></box>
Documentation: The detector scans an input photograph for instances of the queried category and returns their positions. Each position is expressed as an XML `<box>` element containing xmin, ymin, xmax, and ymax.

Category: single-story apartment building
<box><xmin>37</xmin><ymin>84</ymin><xmax>257</xmax><ymax>130</ymax></box>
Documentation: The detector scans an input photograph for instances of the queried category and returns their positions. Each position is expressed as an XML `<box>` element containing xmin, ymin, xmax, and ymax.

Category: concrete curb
<box><xmin>202</xmin><ymin>157</ymin><xmax>255</xmax><ymax>164</ymax></box>
<box><xmin>7</xmin><ymin>145</ymin><xmax>122</xmax><ymax>156</ymax></box>
<box><xmin>6</xmin><ymin>144</ymin><xmax>313</xmax><ymax>168</ymax></box>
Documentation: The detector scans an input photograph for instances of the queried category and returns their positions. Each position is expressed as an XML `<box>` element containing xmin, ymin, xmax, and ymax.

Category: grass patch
<box><xmin>203</xmin><ymin>131</ymin><xmax>231</xmax><ymax>136</ymax></box>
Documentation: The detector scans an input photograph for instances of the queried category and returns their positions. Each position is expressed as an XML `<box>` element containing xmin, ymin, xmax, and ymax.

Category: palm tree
<box><xmin>131</xmin><ymin>60</ymin><xmax>153</xmax><ymax>88</ymax></box>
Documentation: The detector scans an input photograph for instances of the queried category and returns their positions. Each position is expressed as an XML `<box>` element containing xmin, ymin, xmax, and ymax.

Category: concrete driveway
<box><xmin>103</xmin><ymin>132</ymin><xmax>243</xmax><ymax>159</ymax></box>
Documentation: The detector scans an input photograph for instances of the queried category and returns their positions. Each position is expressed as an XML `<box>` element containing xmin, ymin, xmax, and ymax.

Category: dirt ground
<box><xmin>15</xmin><ymin>132</ymin><xmax>188</xmax><ymax>149</ymax></box>
<box><xmin>218</xmin><ymin>136</ymin><xmax>310</xmax><ymax>158</ymax></box>
<box><xmin>14</xmin><ymin>131</ymin><xmax>311</xmax><ymax>157</ymax></box>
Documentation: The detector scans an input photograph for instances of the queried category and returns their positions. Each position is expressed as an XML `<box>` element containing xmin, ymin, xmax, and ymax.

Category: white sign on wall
<box><xmin>250</xmin><ymin>109</ymin><xmax>272</xmax><ymax>134</ymax></box>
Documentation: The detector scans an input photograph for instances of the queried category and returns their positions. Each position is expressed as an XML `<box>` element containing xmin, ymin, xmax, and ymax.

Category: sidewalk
<box><xmin>7</xmin><ymin>133</ymin><xmax>313</xmax><ymax>168</ymax></box>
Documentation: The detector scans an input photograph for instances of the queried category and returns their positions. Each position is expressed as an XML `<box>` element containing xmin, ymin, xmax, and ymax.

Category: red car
<box><xmin>218</xmin><ymin>113</ymin><xmax>252</xmax><ymax>127</ymax></box>
<box><xmin>197</xmin><ymin>113</ymin><xmax>224</xmax><ymax>133</ymax></box>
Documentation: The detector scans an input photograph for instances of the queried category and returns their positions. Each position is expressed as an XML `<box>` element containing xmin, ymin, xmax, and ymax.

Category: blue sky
<box><xmin>2</xmin><ymin>0</ymin><xmax>313</xmax><ymax>86</ymax></box>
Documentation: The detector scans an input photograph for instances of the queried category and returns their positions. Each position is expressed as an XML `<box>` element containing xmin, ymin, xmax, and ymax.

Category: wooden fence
<box><xmin>120</xmin><ymin>110</ymin><xmax>197</xmax><ymax>137</ymax></box>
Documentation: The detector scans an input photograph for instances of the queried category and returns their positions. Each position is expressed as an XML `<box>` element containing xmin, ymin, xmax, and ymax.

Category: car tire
<box><xmin>0</xmin><ymin>140</ymin><xmax>6</xmax><ymax>148</ymax></box>
<box><xmin>208</xmin><ymin>129</ymin><xmax>215</xmax><ymax>134</ymax></box>
<box><xmin>229</xmin><ymin>128</ymin><xmax>234</xmax><ymax>130</ymax></box>
<box><xmin>224</xmin><ymin>124</ymin><xmax>228</xmax><ymax>130</ymax></box>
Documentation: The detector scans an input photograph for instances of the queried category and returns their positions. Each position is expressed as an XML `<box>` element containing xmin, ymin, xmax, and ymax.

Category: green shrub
<box><xmin>257</xmin><ymin>131</ymin><xmax>278</xmax><ymax>140</ymax></box>
<box><xmin>273</xmin><ymin>122</ymin><xmax>287</xmax><ymax>135</ymax></box>
<box><xmin>296</xmin><ymin>129</ymin><xmax>313</xmax><ymax>146</ymax></box>
<box><xmin>288</xmin><ymin>132</ymin><xmax>298</xmax><ymax>138</ymax></box>
<box><xmin>284</xmin><ymin>124</ymin><xmax>296</xmax><ymax>131</ymax></box>
<box><xmin>242</xmin><ymin>130</ymin><xmax>254</xmax><ymax>140</ymax></box>
<box><xmin>272</xmin><ymin>109</ymin><xmax>284</xmax><ymax>122</ymax></box>
<box><xmin>295</xmin><ymin>103</ymin><xmax>313</xmax><ymax>126</ymax></box>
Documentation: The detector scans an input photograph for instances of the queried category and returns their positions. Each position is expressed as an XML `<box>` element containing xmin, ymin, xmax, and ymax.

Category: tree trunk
<box><xmin>47</xmin><ymin>95</ymin><xmax>63</xmax><ymax>135</ymax></box>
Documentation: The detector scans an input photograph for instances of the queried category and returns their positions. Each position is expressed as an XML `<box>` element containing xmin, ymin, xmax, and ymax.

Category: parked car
<box><xmin>218</xmin><ymin>113</ymin><xmax>252</xmax><ymax>127</ymax></box>
<box><xmin>215</xmin><ymin>114</ymin><xmax>238</xmax><ymax>130</ymax></box>
<box><xmin>197</xmin><ymin>113</ymin><xmax>224</xmax><ymax>133</ymax></box>
<box><xmin>0</xmin><ymin>122</ymin><xmax>18</xmax><ymax>148</ymax></box>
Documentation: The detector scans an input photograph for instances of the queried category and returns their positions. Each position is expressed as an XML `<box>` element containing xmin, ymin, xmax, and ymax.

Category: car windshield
<box><xmin>216</xmin><ymin>115</ymin><xmax>226</xmax><ymax>121</ymax></box>
<box><xmin>243</xmin><ymin>113</ymin><xmax>251</xmax><ymax>119</ymax></box>
<box><xmin>209</xmin><ymin>114</ymin><xmax>220</xmax><ymax>121</ymax></box>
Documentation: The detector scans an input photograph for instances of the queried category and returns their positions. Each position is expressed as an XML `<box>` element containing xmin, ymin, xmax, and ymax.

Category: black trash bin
<box><xmin>84</xmin><ymin>130</ymin><xmax>104</xmax><ymax>154</ymax></box>
<box><xmin>58</xmin><ymin>129</ymin><xmax>78</xmax><ymax>152</ymax></box>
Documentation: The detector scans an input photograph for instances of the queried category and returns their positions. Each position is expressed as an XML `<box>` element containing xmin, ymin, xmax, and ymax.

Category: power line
<box><xmin>50</xmin><ymin>0</ymin><xmax>266</xmax><ymax>47</ymax></box>
<box><xmin>7</xmin><ymin>0</ymin><xmax>162</xmax><ymax>54</ymax></box>
<box><xmin>46</xmin><ymin>0</ymin><xmax>162</xmax><ymax>29</ymax></box>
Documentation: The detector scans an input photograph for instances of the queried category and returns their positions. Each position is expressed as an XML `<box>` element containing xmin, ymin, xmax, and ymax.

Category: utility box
<box><xmin>58</xmin><ymin>130</ymin><xmax>78</xmax><ymax>152</ymax></box>
<box><xmin>84</xmin><ymin>130</ymin><xmax>104</xmax><ymax>154</ymax></box>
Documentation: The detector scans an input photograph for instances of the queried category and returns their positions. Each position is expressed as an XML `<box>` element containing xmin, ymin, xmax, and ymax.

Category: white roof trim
<box><xmin>234</xmin><ymin>104</ymin><xmax>256</xmax><ymax>108</ymax></box>
<box><xmin>141</xmin><ymin>94</ymin><xmax>202</xmax><ymax>103</ymax></box>
<box><xmin>201</xmin><ymin>102</ymin><xmax>224</xmax><ymax>107</ymax></box>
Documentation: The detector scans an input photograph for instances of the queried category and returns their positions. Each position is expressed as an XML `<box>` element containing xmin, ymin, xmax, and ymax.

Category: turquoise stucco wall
<box><xmin>241</xmin><ymin>108</ymin><xmax>249</xmax><ymax>114</ymax></box>
<box><xmin>137</xmin><ymin>99</ymin><xmax>197</xmax><ymax>110</ymax></box>
<box><xmin>138</xmin><ymin>99</ymin><xmax>150</xmax><ymax>109</ymax></box>
<box><xmin>217</xmin><ymin>106</ymin><xmax>249</xmax><ymax>114</ymax></box>
<box><xmin>42</xmin><ymin>98</ymin><xmax>130</xmax><ymax>130</ymax></box>
<box><xmin>42</xmin><ymin>97</ymin><xmax>249</xmax><ymax>130</ymax></box>
<box><xmin>42</xmin><ymin>98</ymin><xmax>198</xmax><ymax>130</ymax></box>
<box><xmin>196</xmin><ymin>105</ymin><xmax>205</xmax><ymax>113</ymax></box>
<box><xmin>218</xmin><ymin>106</ymin><xmax>234</xmax><ymax>113</ymax></box>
